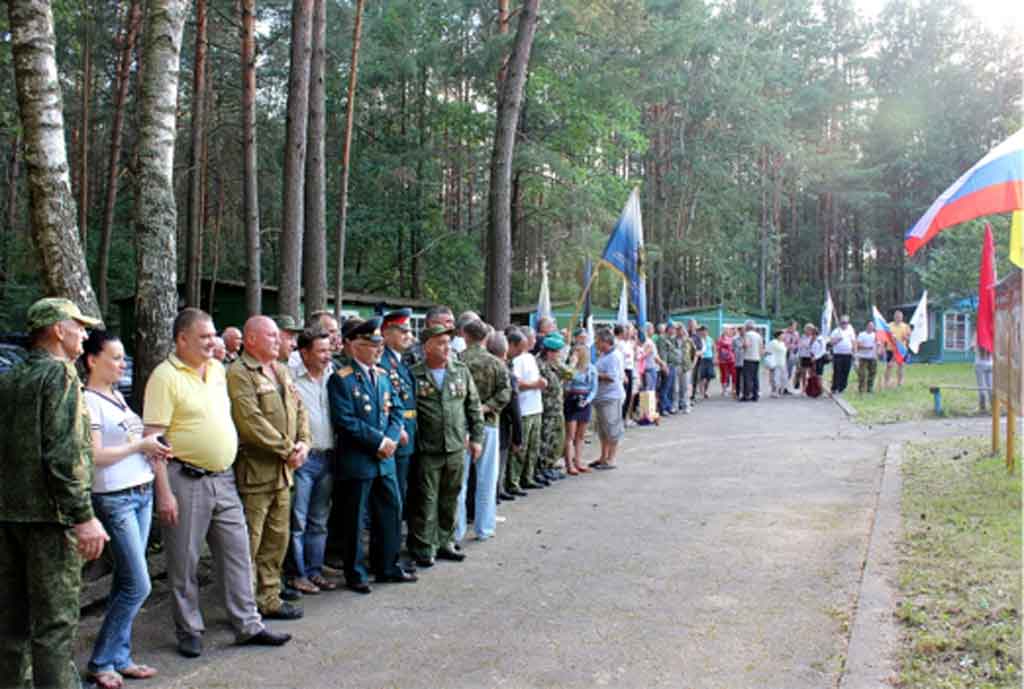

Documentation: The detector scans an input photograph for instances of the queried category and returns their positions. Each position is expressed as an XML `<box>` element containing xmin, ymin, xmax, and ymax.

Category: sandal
<box><xmin>88</xmin><ymin>671</ymin><xmax>124</xmax><ymax>689</ymax></box>
<box><xmin>289</xmin><ymin>577</ymin><xmax>321</xmax><ymax>595</ymax></box>
<box><xmin>566</xmin><ymin>466</ymin><xmax>579</xmax><ymax>476</ymax></box>
<box><xmin>118</xmin><ymin>665</ymin><xmax>157</xmax><ymax>680</ymax></box>
<box><xmin>575</xmin><ymin>464</ymin><xmax>592</xmax><ymax>473</ymax></box>
<box><xmin>309</xmin><ymin>574</ymin><xmax>338</xmax><ymax>591</ymax></box>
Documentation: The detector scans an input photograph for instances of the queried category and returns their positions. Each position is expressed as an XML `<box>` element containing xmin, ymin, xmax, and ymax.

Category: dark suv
<box><xmin>0</xmin><ymin>334</ymin><xmax>133</xmax><ymax>398</ymax></box>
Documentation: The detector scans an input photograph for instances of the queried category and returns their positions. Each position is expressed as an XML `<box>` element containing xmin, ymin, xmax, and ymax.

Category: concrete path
<box><xmin>75</xmin><ymin>392</ymin><xmax>990</xmax><ymax>689</ymax></box>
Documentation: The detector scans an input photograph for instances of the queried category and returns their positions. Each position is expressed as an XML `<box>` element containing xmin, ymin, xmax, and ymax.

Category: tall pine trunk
<box><xmin>278</xmin><ymin>0</ymin><xmax>314</xmax><ymax>319</ymax></box>
<box><xmin>133</xmin><ymin>0</ymin><xmax>189</xmax><ymax>407</ymax></box>
<box><xmin>2</xmin><ymin>132</ymin><xmax>21</xmax><ymax>297</ymax></box>
<box><xmin>78</xmin><ymin>14</ymin><xmax>91</xmax><ymax>248</ymax></box>
<box><xmin>334</xmin><ymin>0</ymin><xmax>365</xmax><ymax>319</ymax></box>
<box><xmin>240</xmin><ymin>0</ymin><xmax>261</xmax><ymax>315</ymax></box>
<box><xmin>8</xmin><ymin>0</ymin><xmax>100</xmax><ymax>318</ymax></box>
<box><xmin>302</xmin><ymin>0</ymin><xmax>327</xmax><ymax>314</ymax></box>
<box><xmin>97</xmin><ymin>0</ymin><xmax>141</xmax><ymax>317</ymax></box>
<box><xmin>484</xmin><ymin>0</ymin><xmax>540</xmax><ymax>328</ymax></box>
<box><xmin>185</xmin><ymin>0</ymin><xmax>207</xmax><ymax>308</ymax></box>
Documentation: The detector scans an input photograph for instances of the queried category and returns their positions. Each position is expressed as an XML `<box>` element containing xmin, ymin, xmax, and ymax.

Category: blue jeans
<box><xmin>289</xmin><ymin>450</ymin><xmax>334</xmax><ymax>579</ymax></box>
<box><xmin>455</xmin><ymin>425</ymin><xmax>500</xmax><ymax>541</ymax></box>
<box><xmin>658</xmin><ymin>365</ymin><xmax>676</xmax><ymax>413</ymax></box>
<box><xmin>88</xmin><ymin>484</ymin><xmax>153</xmax><ymax>674</ymax></box>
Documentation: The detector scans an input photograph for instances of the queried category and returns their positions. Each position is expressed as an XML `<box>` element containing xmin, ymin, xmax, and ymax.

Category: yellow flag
<box><xmin>1012</xmin><ymin>210</ymin><xmax>1024</xmax><ymax>267</ymax></box>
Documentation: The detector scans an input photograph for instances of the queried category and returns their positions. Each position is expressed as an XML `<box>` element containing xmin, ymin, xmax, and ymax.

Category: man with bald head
<box><xmin>222</xmin><ymin>327</ymin><xmax>243</xmax><ymax>363</ymax></box>
<box><xmin>228</xmin><ymin>316</ymin><xmax>311</xmax><ymax>621</ymax></box>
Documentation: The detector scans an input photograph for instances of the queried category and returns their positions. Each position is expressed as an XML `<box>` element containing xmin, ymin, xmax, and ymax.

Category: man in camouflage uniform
<box><xmin>537</xmin><ymin>333</ymin><xmax>568</xmax><ymax>481</ymax></box>
<box><xmin>0</xmin><ymin>298</ymin><xmax>107</xmax><ymax>688</ymax></box>
<box><xmin>406</xmin><ymin>325</ymin><xmax>484</xmax><ymax>567</ymax></box>
<box><xmin>455</xmin><ymin>319</ymin><xmax>510</xmax><ymax>542</ymax></box>
<box><xmin>228</xmin><ymin>316</ymin><xmax>311</xmax><ymax>620</ymax></box>
<box><xmin>272</xmin><ymin>315</ymin><xmax>303</xmax><ymax>363</ymax></box>
<box><xmin>656</xmin><ymin>320</ymin><xmax>682</xmax><ymax>414</ymax></box>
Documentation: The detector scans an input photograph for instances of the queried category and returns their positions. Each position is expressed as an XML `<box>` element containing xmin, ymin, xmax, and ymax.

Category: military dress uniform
<box><xmin>378</xmin><ymin>309</ymin><xmax>418</xmax><ymax>510</ymax></box>
<box><xmin>228</xmin><ymin>352</ymin><xmax>311</xmax><ymax>617</ymax></box>
<box><xmin>407</xmin><ymin>326</ymin><xmax>484</xmax><ymax>564</ymax></box>
<box><xmin>327</xmin><ymin>318</ymin><xmax>410</xmax><ymax>589</ymax></box>
<box><xmin>0</xmin><ymin>298</ymin><xmax>100</xmax><ymax>688</ymax></box>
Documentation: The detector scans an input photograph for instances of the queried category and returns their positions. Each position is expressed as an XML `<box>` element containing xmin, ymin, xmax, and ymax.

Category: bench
<box><xmin>928</xmin><ymin>385</ymin><xmax>985</xmax><ymax>416</ymax></box>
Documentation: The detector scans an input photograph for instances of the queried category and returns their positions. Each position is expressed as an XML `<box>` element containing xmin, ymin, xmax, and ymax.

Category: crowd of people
<box><xmin>0</xmin><ymin>295</ymin><xmax>924</xmax><ymax>689</ymax></box>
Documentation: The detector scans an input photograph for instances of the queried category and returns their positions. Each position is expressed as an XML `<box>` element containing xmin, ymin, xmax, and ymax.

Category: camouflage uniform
<box><xmin>537</xmin><ymin>358</ymin><xmax>567</xmax><ymax>471</ymax></box>
<box><xmin>0</xmin><ymin>348</ymin><xmax>95</xmax><ymax>689</ymax></box>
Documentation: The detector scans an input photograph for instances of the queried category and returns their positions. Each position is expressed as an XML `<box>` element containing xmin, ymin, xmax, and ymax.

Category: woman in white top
<box><xmin>82</xmin><ymin>331</ymin><xmax>172</xmax><ymax>689</ymax></box>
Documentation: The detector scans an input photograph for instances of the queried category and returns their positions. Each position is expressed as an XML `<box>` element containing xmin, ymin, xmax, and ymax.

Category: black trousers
<box><xmin>621</xmin><ymin>368</ymin><xmax>634</xmax><ymax>419</ymax></box>
<box><xmin>742</xmin><ymin>361</ymin><xmax>760</xmax><ymax>400</ymax></box>
<box><xmin>832</xmin><ymin>354</ymin><xmax>853</xmax><ymax>394</ymax></box>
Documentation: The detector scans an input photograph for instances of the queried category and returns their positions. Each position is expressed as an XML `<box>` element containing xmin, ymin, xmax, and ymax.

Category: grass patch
<box><xmin>844</xmin><ymin>362</ymin><xmax>982</xmax><ymax>424</ymax></box>
<box><xmin>895</xmin><ymin>438</ymin><xmax>1021</xmax><ymax>689</ymax></box>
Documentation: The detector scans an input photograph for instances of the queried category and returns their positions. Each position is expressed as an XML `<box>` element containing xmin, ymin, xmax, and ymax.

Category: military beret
<box><xmin>419</xmin><ymin>324</ymin><xmax>455</xmax><ymax>344</ymax></box>
<box><xmin>344</xmin><ymin>316</ymin><xmax>383</xmax><ymax>343</ymax></box>
<box><xmin>666</xmin><ymin>318</ymin><xmax>676</xmax><ymax>327</ymax></box>
<box><xmin>27</xmin><ymin>297</ymin><xmax>101</xmax><ymax>331</ymax></box>
<box><xmin>381</xmin><ymin>307</ymin><xmax>412</xmax><ymax>331</ymax></box>
<box><xmin>271</xmin><ymin>314</ymin><xmax>303</xmax><ymax>333</ymax></box>
<box><xmin>542</xmin><ymin>333</ymin><xmax>566</xmax><ymax>351</ymax></box>
<box><xmin>573</xmin><ymin>327</ymin><xmax>587</xmax><ymax>337</ymax></box>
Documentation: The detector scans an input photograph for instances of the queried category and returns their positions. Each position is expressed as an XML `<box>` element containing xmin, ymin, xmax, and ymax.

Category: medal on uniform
<box><xmin>364</xmin><ymin>404</ymin><xmax>372</xmax><ymax>413</ymax></box>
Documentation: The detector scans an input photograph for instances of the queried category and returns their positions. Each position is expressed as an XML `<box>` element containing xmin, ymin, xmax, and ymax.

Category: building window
<box><xmin>943</xmin><ymin>312</ymin><xmax>969</xmax><ymax>351</ymax></box>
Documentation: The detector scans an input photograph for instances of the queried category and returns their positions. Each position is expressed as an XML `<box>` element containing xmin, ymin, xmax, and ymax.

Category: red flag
<box><xmin>976</xmin><ymin>223</ymin><xmax>997</xmax><ymax>351</ymax></box>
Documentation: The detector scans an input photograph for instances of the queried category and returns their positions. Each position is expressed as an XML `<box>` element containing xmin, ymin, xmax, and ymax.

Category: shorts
<box><xmin>886</xmin><ymin>350</ymin><xmax>902</xmax><ymax>363</ymax></box>
<box><xmin>563</xmin><ymin>393</ymin><xmax>592</xmax><ymax>423</ymax></box>
<box><xmin>699</xmin><ymin>359</ymin><xmax>715</xmax><ymax>380</ymax></box>
<box><xmin>593</xmin><ymin>399</ymin><xmax>624</xmax><ymax>443</ymax></box>
<box><xmin>800</xmin><ymin>356</ymin><xmax>813</xmax><ymax>369</ymax></box>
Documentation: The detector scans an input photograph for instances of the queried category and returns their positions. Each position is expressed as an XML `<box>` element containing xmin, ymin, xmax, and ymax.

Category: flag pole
<box><xmin>568</xmin><ymin>262</ymin><xmax>601</xmax><ymax>330</ymax></box>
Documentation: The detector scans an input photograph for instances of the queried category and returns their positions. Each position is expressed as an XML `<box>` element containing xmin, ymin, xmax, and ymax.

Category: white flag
<box><xmin>616</xmin><ymin>278</ymin><xmax>629</xmax><ymax>324</ymax></box>
<box><xmin>821</xmin><ymin>290</ymin><xmax>835</xmax><ymax>335</ymax></box>
<box><xmin>535</xmin><ymin>258</ymin><xmax>552</xmax><ymax>323</ymax></box>
<box><xmin>908</xmin><ymin>290</ymin><xmax>929</xmax><ymax>354</ymax></box>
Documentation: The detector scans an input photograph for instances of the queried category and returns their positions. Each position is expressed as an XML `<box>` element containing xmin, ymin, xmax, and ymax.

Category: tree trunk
<box><xmin>132</xmin><ymin>0</ymin><xmax>189</xmax><ymax>408</ymax></box>
<box><xmin>8</xmin><ymin>0</ymin><xmax>100</xmax><ymax>319</ymax></box>
<box><xmin>485</xmin><ymin>0</ymin><xmax>541</xmax><ymax>328</ymax></box>
<box><xmin>302</xmin><ymin>0</ymin><xmax>327</xmax><ymax>314</ymax></box>
<box><xmin>334</xmin><ymin>0</ymin><xmax>365</xmax><ymax>320</ymax></box>
<box><xmin>185</xmin><ymin>0</ymin><xmax>207</xmax><ymax>308</ymax></box>
<box><xmin>78</xmin><ymin>15</ymin><xmax>91</xmax><ymax>248</ymax></box>
<box><xmin>240</xmin><ymin>0</ymin><xmax>261</xmax><ymax>316</ymax></box>
<box><xmin>2</xmin><ymin>132</ymin><xmax>21</xmax><ymax>296</ymax></box>
<box><xmin>278</xmin><ymin>0</ymin><xmax>314</xmax><ymax>319</ymax></box>
<box><xmin>97</xmin><ymin>0</ymin><xmax>141</xmax><ymax>317</ymax></box>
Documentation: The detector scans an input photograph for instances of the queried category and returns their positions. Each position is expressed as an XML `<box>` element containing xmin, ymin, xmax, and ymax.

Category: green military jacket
<box><xmin>411</xmin><ymin>358</ymin><xmax>484</xmax><ymax>454</ymax></box>
<box><xmin>228</xmin><ymin>352</ymin><xmax>311</xmax><ymax>493</ymax></box>
<box><xmin>460</xmin><ymin>343</ymin><xmax>511</xmax><ymax>427</ymax></box>
<box><xmin>0</xmin><ymin>350</ymin><xmax>94</xmax><ymax>525</ymax></box>
<box><xmin>657</xmin><ymin>335</ymin><xmax>683</xmax><ymax>367</ymax></box>
<box><xmin>679</xmin><ymin>336</ymin><xmax>697</xmax><ymax>371</ymax></box>
<box><xmin>538</xmin><ymin>357</ymin><xmax>566</xmax><ymax>416</ymax></box>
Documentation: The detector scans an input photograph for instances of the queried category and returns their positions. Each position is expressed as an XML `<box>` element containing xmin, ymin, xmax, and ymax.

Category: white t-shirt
<box><xmin>743</xmin><ymin>330</ymin><xmax>763</xmax><ymax>363</ymax></box>
<box><xmin>766</xmin><ymin>339</ymin><xmax>787</xmax><ymax>368</ymax></box>
<box><xmin>831</xmin><ymin>325</ymin><xmax>856</xmax><ymax>355</ymax></box>
<box><xmin>513</xmin><ymin>352</ymin><xmax>544</xmax><ymax>417</ymax></box>
<box><xmin>615</xmin><ymin>339</ymin><xmax>635</xmax><ymax>370</ymax></box>
<box><xmin>856</xmin><ymin>332</ymin><xmax>878</xmax><ymax>359</ymax></box>
<box><xmin>85</xmin><ymin>389</ymin><xmax>155</xmax><ymax>493</ymax></box>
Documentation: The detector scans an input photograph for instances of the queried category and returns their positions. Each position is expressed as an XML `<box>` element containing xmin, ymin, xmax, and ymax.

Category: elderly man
<box><xmin>307</xmin><ymin>310</ymin><xmax>342</xmax><ymax>354</ymax></box>
<box><xmin>741</xmin><ymin>320</ymin><xmax>764</xmax><ymax>402</ymax></box>
<box><xmin>146</xmin><ymin>308</ymin><xmax>290</xmax><ymax>658</ymax></box>
<box><xmin>456</xmin><ymin>319</ymin><xmax>510</xmax><ymax>542</ymax></box>
<box><xmin>212</xmin><ymin>336</ymin><xmax>227</xmax><ymax>362</ymax></box>
<box><xmin>450</xmin><ymin>310</ymin><xmax>480</xmax><ymax>355</ymax></box>
<box><xmin>273</xmin><ymin>315</ymin><xmax>303</xmax><ymax>363</ymax></box>
<box><xmin>378</xmin><ymin>308</ymin><xmax>417</xmax><ymax>510</ymax></box>
<box><xmin>228</xmin><ymin>316</ymin><xmax>311</xmax><ymax>620</ymax></box>
<box><xmin>0</xmin><ymin>298</ymin><xmax>107</xmax><ymax>688</ymax></box>
<box><xmin>507</xmin><ymin>326</ymin><xmax>546</xmax><ymax>492</ymax></box>
<box><xmin>656</xmin><ymin>320</ymin><xmax>681</xmax><ymax>415</ymax></box>
<box><xmin>407</xmin><ymin>325</ymin><xmax>484</xmax><ymax>567</ymax></box>
<box><xmin>287</xmin><ymin>328</ymin><xmax>338</xmax><ymax>594</ymax></box>
<box><xmin>222</xmin><ymin>326</ymin><xmax>243</xmax><ymax>363</ymax></box>
<box><xmin>404</xmin><ymin>305</ymin><xmax>455</xmax><ymax>367</ymax></box>
<box><xmin>328</xmin><ymin>318</ymin><xmax>416</xmax><ymax>593</ymax></box>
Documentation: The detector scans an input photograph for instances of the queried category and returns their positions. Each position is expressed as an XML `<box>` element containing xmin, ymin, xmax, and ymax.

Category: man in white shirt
<box><xmin>614</xmin><ymin>324</ymin><xmax>636</xmax><ymax>421</ymax></box>
<box><xmin>507</xmin><ymin>327</ymin><xmax>547</xmax><ymax>493</ymax></box>
<box><xmin>741</xmin><ymin>321</ymin><xmax>763</xmax><ymax>402</ymax></box>
<box><xmin>855</xmin><ymin>321</ymin><xmax>881</xmax><ymax>394</ymax></box>
<box><xmin>829</xmin><ymin>315</ymin><xmax>857</xmax><ymax>395</ymax></box>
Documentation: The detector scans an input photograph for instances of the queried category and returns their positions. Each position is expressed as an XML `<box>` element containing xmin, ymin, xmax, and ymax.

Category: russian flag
<box><xmin>873</xmin><ymin>306</ymin><xmax>907</xmax><ymax>365</ymax></box>
<box><xmin>905</xmin><ymin>128</ymin><xmax>1024</xmax><ymax>256</ymax></box>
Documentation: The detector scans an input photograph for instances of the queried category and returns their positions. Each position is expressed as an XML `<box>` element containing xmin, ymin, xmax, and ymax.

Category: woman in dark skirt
<box><xmin>563</xmin><ymin>344</ymin><xmax>598</xmax><ymax>475</ymax></box>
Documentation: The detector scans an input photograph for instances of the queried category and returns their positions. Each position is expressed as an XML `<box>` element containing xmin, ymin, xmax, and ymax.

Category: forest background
<box><xmin>0</xmin><ymin>0</ymin><xmax>1021</xmax><ymax>349</ymax></box>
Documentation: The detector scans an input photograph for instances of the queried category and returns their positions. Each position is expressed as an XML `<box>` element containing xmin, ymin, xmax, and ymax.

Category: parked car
<box><xmin>0</xmin><ymin>336</ymin><xmax>132</xmax><ymax>399</ymax></box>
<box><xmin>0</xmin><ymin>343</ymin><xmax>27</xmax><ymax>374</ymax></box>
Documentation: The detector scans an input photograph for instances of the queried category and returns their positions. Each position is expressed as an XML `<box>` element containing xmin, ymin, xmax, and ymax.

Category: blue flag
<box><xmin>600</xmin><ymin>188</ymin><xmax>647</xmax><ymax>327</ymax></box>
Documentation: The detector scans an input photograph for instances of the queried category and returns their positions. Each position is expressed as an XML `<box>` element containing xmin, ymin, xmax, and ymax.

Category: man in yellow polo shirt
<box><xmin>145</xmin><ymin>308</ymin><xmax>291</xmax><ymax>658</ymax></box>
<box><xmin>884</xmin><ymin>309</ymin><xmax>912</xmax><ymax>388</ymax></box>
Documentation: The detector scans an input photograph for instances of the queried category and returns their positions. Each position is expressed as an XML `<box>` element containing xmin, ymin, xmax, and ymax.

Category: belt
<box><xmin>403</xmin><ymin>410</ymin><xmax>417</xmax><ymax>419</ymax></box>
<box><xmin>94</xmin><ymin>481</ymin><xmax>153</xmax><ymax>497</ymax></box>
<box><xmin>171</xmin><ymin>458</ymin><xmax>225</xmax><ymax>477</ymax></box>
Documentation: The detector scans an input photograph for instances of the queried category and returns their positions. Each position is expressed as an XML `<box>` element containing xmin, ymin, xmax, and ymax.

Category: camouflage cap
<box><xmin>26</xmin><ymin>297</ymin><xmax>101</xmax><ymax>331</ymax></box>
<box><xmin>271</xmin><ymin>314</ymin><xmax>303</xmax><ymax>333</ymax></box>
<box><xmin>419</xmin><ymin>324</ymin><xmax>455</xmax><ymax>344</ymax></box>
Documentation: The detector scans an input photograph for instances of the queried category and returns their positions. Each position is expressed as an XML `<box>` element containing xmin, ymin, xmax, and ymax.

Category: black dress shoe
<box><xmin>177</xmin><ymin>635</ymin><xmax>202</xmax><ymax>658</ymax></box>
<box><xmin>403</xmin><ymin>559</ymin><xmax>418</xmax><ymax>573</ymax></box>
<box><xmin>436</xmin><ymin>545</ymin><xmax>466</xmax><ymax>562</ymax></box>
<box><xmin>498</xmin><ymin>491</ymin><xmax>516</xmax><ymax>501</ymax></box>
<box><xmin>522</xmin><ymin>481</ymin><xmax>544</xmax><ymax>490</ymax></box>
<box><xmin>262</xmin><ymin>601</ymin><xmax>303</xmax><ymax>620</ymax></box>
<box><xmin>280</xmin><ymin>585</ymin><xmax>302</xmax><ymax>602</ymax></box>
<box><xmin>511</xmin><ymin>488</ymin><xmax>528</xmax><ymax>497</ymax></box>
<box><xmin>414</xmin><ymin>556</ymin><xmax>435</xmax><ymax>568</ymax></box>
<box><xmin>533</xmin><ymin>476</ymin><xmax>551</xmax><ymax>486</ymax></box>
<box><xmin>239</xmin><ymin>628</ymin><xmax>292</xmax><ymax>647</ymax></box>
<box><xmin>346</xmin><ymin>581</ymin><xmax>372</xmax><ymax>594</ymax></box>
<box><xmin>376</xmin><ymin>570</ymin><xmax>418</xmax><ymax>583</ymax></box>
